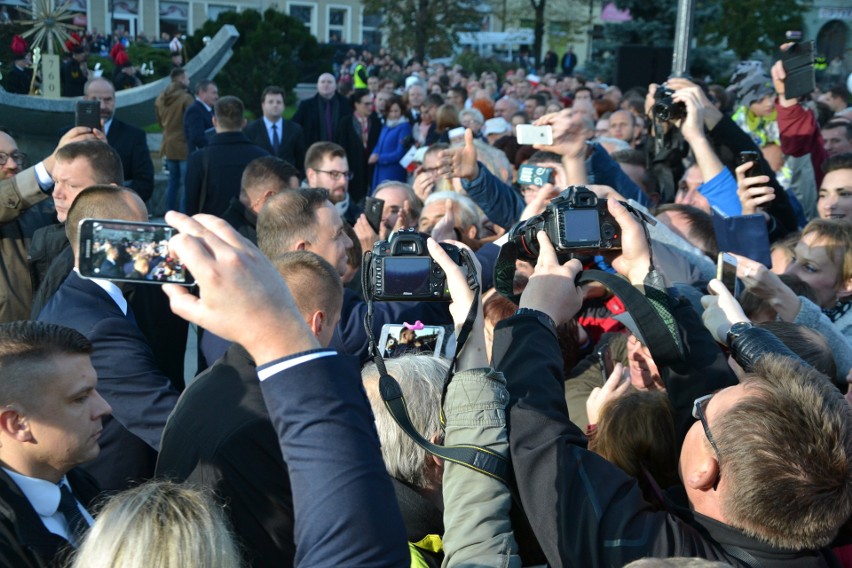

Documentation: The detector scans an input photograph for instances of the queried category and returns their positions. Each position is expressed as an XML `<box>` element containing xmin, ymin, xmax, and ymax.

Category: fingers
<box><xmin>426</xmin><ymin>237</ymin><xmax>480</xmax><ymax>297</ymax></box>
<box><xmin>707</xmin><ymin>278</ymin><xmax>733</xmax><ymax>299</ymax></box>
<box><xmin>442</xmin><ymin>198</ymin><xmax>455</xmax><ymax>227</ymax></box>
<box><xmin>535</xmin><ymin>230</ymin><xmax>558</xmax><ymax>266</ymax></box>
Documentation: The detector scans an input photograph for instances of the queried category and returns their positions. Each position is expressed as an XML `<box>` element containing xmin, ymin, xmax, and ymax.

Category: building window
<box><xmin>362</xmin><ymin>12</ymin><xmax>382</xmax><ymax>48</ymax></box>
<box><xmin>288</xmin><ymin>3</ymin><xmax>317</xmax><ymax>36</ymax></box>
<box><xmin>328</xmin><ymin>6</ymin><xmax>349</xmax><ymax>43</ymax></box>
<box><xmin>209</xmin><ymin>4</ymin><xmax>236</xmax><ymax>20</ymax></box>
<box><xmin>160</xmin><ymin>2</ymin><xmax>188</xmax><ymax>38</ymax></box>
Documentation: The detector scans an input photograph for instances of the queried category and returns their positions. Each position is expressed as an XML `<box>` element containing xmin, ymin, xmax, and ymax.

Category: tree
<box><xmin>530</xmin><ymin>0</ymin><xmax>545</xmax><ymax>68</ymax></box>
<box><xmin>186</xmin><ymin>8</ymin><xmax>333</xmax><ymax>116</ymax></box>
<box><xmin>700</xmin><ymin>0</ymin><xmax>809</xmax><ymax>60</ymax></box>
<box><xmin>362</xmin><ymin>0</ymin><xmax>480</xmax><ymax>62</ymax></box>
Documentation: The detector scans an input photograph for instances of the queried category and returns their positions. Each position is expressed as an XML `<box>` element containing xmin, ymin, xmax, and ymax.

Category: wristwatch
<box><xmin>515</xmin><ymin>308</ymin><xmax>557</xmax><ymax>333</ymax></box>
<box><xmin>726</xmin><ymin>321</ymin><xmax>753</xmax><ymax>346</ymax></box>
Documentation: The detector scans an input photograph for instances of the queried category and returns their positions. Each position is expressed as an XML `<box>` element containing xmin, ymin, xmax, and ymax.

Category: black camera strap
<box><xmin>361</xmin><ymin>249</ymin><xmax>513</xmax><ymax>485</ymax></box>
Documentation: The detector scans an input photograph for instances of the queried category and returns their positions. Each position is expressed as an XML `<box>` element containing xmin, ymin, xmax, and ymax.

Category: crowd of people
<box><xmin>0</xmin><ymin>30</ymin><xmax>850</xmax><ymax>568</ymax></box>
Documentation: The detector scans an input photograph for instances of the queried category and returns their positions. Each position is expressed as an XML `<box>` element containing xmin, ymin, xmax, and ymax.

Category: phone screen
<box><xmin>78</xmin><ymin>219</ymin><xmax>194</xmax><ymax>286</ymax></box>
<box><xmin>717</xmin><ymin>252</ymin><xmax>738</xmax><ymax>296</ymax></box>
<box><xmin>378</xmin><ymin>323</ymin><xmax>446</xmax><ymax>358</ymax></box>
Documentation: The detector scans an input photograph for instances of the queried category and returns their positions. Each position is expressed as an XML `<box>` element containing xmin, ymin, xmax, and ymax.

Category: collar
<box><xmin>2</xmin><ymin>468</ymin><xmax>66</xmax><ymax>519</ymax></box>
<box><xmin>197</xmin><ymin>98</ymin><xmax>212</xmax><ymax>112</ymax></box>
<box><xmin>263</xmin><ymin>116</ymin><xmax>282</xmax><ymax>130</ymax></box>
<box><xmin>103</xmin><ymin>117</ymin><xmax>113</xmax><ymax>136</ymax></box>
<box><xmin>334</xmin><ymin>192</ymin><xmax>350</xmax><ymax>217</ymax></box>
<box><xmin>76</xmin><ymin>269</ymin><xmax>127</xmax><ymax>315</ymax></box>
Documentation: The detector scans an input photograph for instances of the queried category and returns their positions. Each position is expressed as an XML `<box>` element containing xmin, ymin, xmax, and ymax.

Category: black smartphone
<box><xmin>598</xmin><ymin>343</ymin><xmax>615</xmax><ymax>382</ymax></box>
<box><xmin>738</xmin><ymin>150</ymin><xmax>762</xmax><ymax>179</ymax></box>
<box><xmin>75</xmin><ymin>100</ymin><xmax>101</xmax><ymax>129</ymax></box>
<box><xmin>517</xmin><ymin>164</ymin><xmax>555</xmax><ymax>187</ymax></box>
<box><xmin>77</xmin><ymin>219</ymin><xmax>194</xmax><ymax>286</ymax></box>
<box><xmin>364</xmin><ymin>197</ymin><xmax>384</xmax><ymax>234</ymax></box>
<box><xmin>717</xmin><ymin>252</ymin><xmax>739</xmax><ymax>296</ymax></box>
<box><xmin>780</xmin><ymin>40</ymin><xmax>815</xmax><ymax>100</ymax></box>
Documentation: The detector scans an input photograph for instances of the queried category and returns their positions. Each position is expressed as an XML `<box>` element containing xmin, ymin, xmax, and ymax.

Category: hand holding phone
<box><xmin>516</xmin><ymin>124</ymin><xmax>553</xmax><ymax>145</ymax></box>
<box><xmin>780</xmin><ymin>40</ymin><xmax>815</xmax><ymax>100</ymax></box>
<box><xmin>737</xmin><ymin>150</ymin><xmax>762</xmax><ymax>179</ymax></box>
<box><xmin>717</xmin><ymin>252</ymin><xmax>739</xmax><ymax>296</ymax></box>
<box><xmin>364</xmin><ymin>197</ymin><xmax>384</xmax><ymax>234</ymax></box>
<box><xmin>75</xmin><ymin>100</ymin><xmax>101</xmax><ymax>130</ymax></box>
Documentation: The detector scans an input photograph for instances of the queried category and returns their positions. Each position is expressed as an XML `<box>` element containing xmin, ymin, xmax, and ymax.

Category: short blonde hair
<box><xmin>71</xmin><ymin>481</ymin><xmax>243</xmax><ymax>568</ymax></box>
<box><xmin>801</xmin><ymin>219</ymin><xmax>852</xmax><ymax>284</ymax></box>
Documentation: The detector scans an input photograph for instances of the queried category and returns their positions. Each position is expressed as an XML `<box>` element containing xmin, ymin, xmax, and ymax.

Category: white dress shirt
<box><xmin>3</xmin><ymin>468</ymin><xmax>93</xmax><ymax>542</ymax></box>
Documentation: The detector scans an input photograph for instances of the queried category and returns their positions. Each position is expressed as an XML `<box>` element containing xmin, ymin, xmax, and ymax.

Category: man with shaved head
<box><xmin>37</xmin><ymin>186</ymin><xmax>179</xmax><ymax>492</ymax></box>
<box><xmin>293</xmin><ymin>72</ymin><xmax>352</xmax><ymax>148</ymax></box>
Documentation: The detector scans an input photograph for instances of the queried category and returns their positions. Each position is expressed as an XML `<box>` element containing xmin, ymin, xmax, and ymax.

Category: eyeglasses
<box><xmin>693</xmin><ymin>394</ymin><xmax>722</xmax><ymax>470</ymax></box>
<box><xmin>314</xmin><ymin>170</ymin><xmax>353</xmax><ymax>181</ymax></box>
<box><xmin>0</xmin><ymin>151</ymin><xmax>26</xmax><ymax>167</ymax></box>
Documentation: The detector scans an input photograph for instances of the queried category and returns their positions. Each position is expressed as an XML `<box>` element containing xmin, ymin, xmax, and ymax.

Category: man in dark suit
<box><xmin>0</xmin><ymin>320</ymin><xmax>110</xmax><ymax>566</ymax></box>
<box><xmin>292</xmin><ymin>73</ymin><xmax>351</xmax><ymax>149</ymax></box>
<box><xmin>156</xmin><ymin>251</ymin><xmax>343</xmax><ymax>568</ymax></box>
<box><xmin>243</xmin><ymin>86</ymin><xmax>306</xmax><ymax>178</ymax></box>
<box><xmin>184</xmin><ymin>96</ymin><xmax>269</xmax><ymax>217</ymax></box>
<box><xmin>335</xmin><ymin>89</ymin><xmax>381</xmax><ymax>203</ymax></box>
<box><xmin>83</xmin><ymin>77</ymin><xmax>154</xmax><ymax>202</ymax></box>
<box><xmin>37</xmin><ymin>186</ymin><xmax>179</xmax><ymax>492</ymax></box>
<box><xmin>183</xmin><ymin>80</ymin><xmax>218</xmax><ymax>153</ymax></box>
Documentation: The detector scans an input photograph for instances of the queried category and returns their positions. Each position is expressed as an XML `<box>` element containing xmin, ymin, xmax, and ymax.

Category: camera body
<box><xmin>653</xmin><ymin>86</ymin><xmax>686</xmax><ymax>122</ymax></box>
<box><xmin>367</xmin><ymin>229</ymin><xmax>462</xmax><ymax>301</ymax></box>
<box><xmin>507</xmin><ymin>186</ymin><xmax>622</xmax><ymax>262</ymax></box>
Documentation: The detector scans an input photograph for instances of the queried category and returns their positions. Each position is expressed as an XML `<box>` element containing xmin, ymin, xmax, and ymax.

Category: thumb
<box><xmin>464</xmin><ymin>127</ymin><xmax>474</xmax><ymax>149</ymax></box>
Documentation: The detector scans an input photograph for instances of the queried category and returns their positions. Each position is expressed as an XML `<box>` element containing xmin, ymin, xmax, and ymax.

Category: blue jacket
<box><xmin>372</xmin><ymin>120</ymin><xmax>413</xmax><ymax>191</ymax></box>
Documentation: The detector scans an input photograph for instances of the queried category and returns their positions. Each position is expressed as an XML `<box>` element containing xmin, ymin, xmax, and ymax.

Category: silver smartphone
<box><xmin>516</xmin><ymin>124</ymin><xmax>553</xmax><ymax>145</ymax></box>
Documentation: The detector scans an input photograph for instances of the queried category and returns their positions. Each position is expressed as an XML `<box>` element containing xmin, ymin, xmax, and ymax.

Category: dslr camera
<box><xmin>367</xmin><ymin>229</ymin><xmax>462</xmax><ymax>301</ymax></box>
<box><xmin>653</xmin><ymin>86</ymin><xmax>686</xmax><ymax>122</ymax></box>
<box><xmin>507</xmin><ymin>186</ymin><xmax>621</xmax><ymax>262</ymax></box>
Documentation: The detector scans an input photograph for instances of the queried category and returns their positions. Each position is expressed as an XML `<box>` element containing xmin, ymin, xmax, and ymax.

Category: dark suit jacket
<box><xmin>243</xmin><ymin>118</ymin><xmax>306</xmax><ymax>176</ymax></box>
<box><xmin>156</xmin><ymin>345</ymin><xmax>295</xmax><ymax>568</ymax></box>
<box><xmin>183</xmin><ymin>99</ymin><xmax>214</xmax><ymax>153</ymax></box>
<box><xmin>334</xmin><ymin>113</ymin><xmax>382</xmax><ymax>203</ymax></box>
<box><xmin>184</xmin><ymin>131</ymin><xmax>270</xmax><ymax>217</ymax></box>
<box><xmin>0</xmin><ymin>467</ymin><xmax>100</xmax><ymax>567</ymax></box>
<box><xmin>106</xmin><ymin>119</ymin><xmax>154</xmax><ymax>202</ymax></box>
<box><xmin>292</xmin><ymin>93</ymin><xmax>352</xmax><ymax>149</ymax></box>
<box><xmin>37</xmin><ymin>272</ymin><xmax>179</xmax><ymax>491</ymax></box>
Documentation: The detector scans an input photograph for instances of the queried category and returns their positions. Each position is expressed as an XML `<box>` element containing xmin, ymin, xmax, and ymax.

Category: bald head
<box><xmin>317</xmin><ymin>73</ymin><xmax>337</xmax><ymax>99</ymax></box>
<box><xmin>66</xmin><ymin>185</ymin><xmax>147</xmax><ymax>253</ymax></box>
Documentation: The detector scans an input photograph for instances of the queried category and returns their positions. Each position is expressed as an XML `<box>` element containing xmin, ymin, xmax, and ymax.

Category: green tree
<box><xmin>362</xmin><ymin>0</ymin><xmax>480</xmax><ymax>62</ymax></box>
<box><xmin>186</xmin><ymin>8</ymin><xmax>333</xmax><ymax>116</ymax></box>
<box><xmin>700</xmin><ymin>0</ymin><xmax>809</xmax><ymax>60</ymax></box>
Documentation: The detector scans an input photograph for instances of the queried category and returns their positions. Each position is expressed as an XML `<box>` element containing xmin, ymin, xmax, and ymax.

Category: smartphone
<box><xmin>516</xmin><ymin>124</ymin><xmax>553</xmax><ymax>145</ymax></box>
<box><xmin>717</xmin><ymin>252</ymin><xmax>739</xmax><ymax>296</ymax></box>
<box><xmin>364</xmin><ymin>197</ymin><xmax>384</xmax><ymax>234</ymax></box>
<box><xmin>517</xmin><ymin>164</ymin><xmax>555</xmax><ymax>187</ymax></box>
<box><xmin>785</xmin><ymin>30</ymin><xmax>803</xmax><ymax>41</ymax></box>
<box><xmin>378</xmin><ymin>323</ymin><xmax>446</xmax><ymax>358</ymax></box>
<box><xmin>598</xmin><ymin>343</ymin><xmax>615</xmax><ymax>382</ymax></box>
<box><xmin>77</xmin><ymin>219</ymin><xmax>195</xmax><ymax>286</ymax></box>
<box><xmin>780</xmin><ymin>40</ymin><xmax>815</xmax><ymax>100</ymax></box>
<box><xmin>75</xmin><ymin>100</ymin><xmax>101</xmax><ymax>129</ymax></box>
<box><xmin>737</xmin><ymin>150</ymin><xmax>762</xmax><ymax>179</ymax></box>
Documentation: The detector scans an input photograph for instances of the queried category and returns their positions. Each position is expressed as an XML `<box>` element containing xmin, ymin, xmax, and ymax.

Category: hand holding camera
<box><xmin>608</xmin><ymin>199</ymin><xmax>652</xmax><ymax>286</ymax></box>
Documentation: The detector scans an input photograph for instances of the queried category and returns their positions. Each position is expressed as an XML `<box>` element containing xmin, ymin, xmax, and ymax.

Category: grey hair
<box><xmin>424</xmin><ymin>191</ymin><xmax>482</xmax><ymax>235</ymax></box>
<box><xmin>362</xmin><ymin>355</ymin><xmax>449</xmax><ymax>488</ymax></box>
<box><xmin>71</xmin><ymin>481</ymin><xmax>244</xmax><ymax>568</ymax></box>
<box><xmin>459</xmin><ymin>108</ymin><xmax>484</xmax><ymax>125</ymax></box>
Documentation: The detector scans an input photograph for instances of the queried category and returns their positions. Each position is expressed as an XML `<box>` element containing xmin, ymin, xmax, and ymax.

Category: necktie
<box><xmin>271</xmin><ymin>123</ymin><xmax>281</xmax><ymax>155</ymax></box>
<box><xmin>57</xmin><ymin>484</ymin><xmax>88</xmax><ymax>546</ymax></box>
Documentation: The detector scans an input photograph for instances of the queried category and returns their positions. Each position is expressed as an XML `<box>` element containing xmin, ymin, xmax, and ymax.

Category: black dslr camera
<box><xmin>507</xmin><ymin>186</ymin><xmax>621</xmax><ymax>262</ymax></box>
<box><xmin>653</xmin><ymin>86</ymin><xmax>686</xmax><ymax>122</ymax></box>
<box><xmin>367</xmin><ymin>229</ymin><xmax>462</xmax><ymax>301</ymax></box>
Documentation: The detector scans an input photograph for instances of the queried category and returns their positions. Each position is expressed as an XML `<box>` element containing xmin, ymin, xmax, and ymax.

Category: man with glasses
<box><xmin>494</xmin><ymin>201</ymin><xmax>852</xmax><ymax>566</ymax></box>
<box><xmin>304</xmin><ymin>142</ymin><xmax>361</xmax><ymax>225</ymax></box>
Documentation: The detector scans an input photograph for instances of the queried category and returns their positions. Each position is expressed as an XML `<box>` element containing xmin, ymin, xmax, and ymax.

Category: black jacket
<box><xmin>495</xmin><ymin>314</ymin><xmax>840</xmax><ymax>567</ymax></box>
<box><xmin>243</xmin><ymin>118</ymin><xmax>306</xmax><ymax>177</ymax></box>
<box><xmin>106</xmin><ymin>119</ymin><xmax>154</xmax><ymax>202</ymax></box>
<box><xmin>334</xmin><ymin>113</ymin><xmax>382</xmax><ymax>203</ymax></box>
<box><xmin>0</xmin><ymin>467</ymin><xmax>100</xmax><ymax>567</ymax></box>
<box><xmin>292</xmin><ymin>93</ymin><xmax>352</xmax><ymax>149</ymax></box>
<box><xmin>184</xmin><ymin>131</ymin><xmax>269</xmax><ymax>217</ymax></box>
<box><xmin>156</xmin><ymin>344</ymin><xmax>296</xmax><ymax>568</ymax></box>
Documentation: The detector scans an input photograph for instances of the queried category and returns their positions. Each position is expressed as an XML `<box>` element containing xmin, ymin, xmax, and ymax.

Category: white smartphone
<box><xmin>516</xmin><ymin>124</ymin><xmax>553</xmax><ymax>145</ymax></box>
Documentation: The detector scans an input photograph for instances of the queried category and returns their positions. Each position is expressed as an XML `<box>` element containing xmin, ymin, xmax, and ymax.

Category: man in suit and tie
<box><xmin>292</xmin><ymin>73</ymin><xmax>351</xmax><ymax>149</ymax></box>
<box><xmin>83</xmin><ymin>78</ymin><xmax>154</xmax><ymax>202</ymax></box>
<box><xmin>0</xmin><ymin>320</ymin><xmax>111</xmax><ymax>566</ymax></box>
<box><xmin>244</xmin><ymin>86</ymin><xmax>306</xmax><ymax>178</ymax></box>
<box><xmin>37</xmin><ymin>186</ymin><xmax>180</xmax><ymax>492</ymax></box>
<box><xmin>156</xmin><ymin>251</ymin><xmax>343</xmax><ymax>568</ymax></box>
<box><xmin>183</xmin><ymin>80</ymin><xmax>218</xmax><ymax>153</ymax></box>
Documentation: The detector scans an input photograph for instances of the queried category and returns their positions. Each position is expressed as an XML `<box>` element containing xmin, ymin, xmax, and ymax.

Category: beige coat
<box><xmin>155</xmin><ymin>82</ymin><xmax>194</xmax><ymax>160</ymax></box>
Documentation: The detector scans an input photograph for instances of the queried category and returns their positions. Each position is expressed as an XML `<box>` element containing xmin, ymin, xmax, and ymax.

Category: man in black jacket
<box><xmin>292</xmin><ymin>73</ymin><xmax>351</xmax><ymax>149</ymax></box>
<box><xmin>243</xmin><ymin>86</ymin><xmax>306</xmax><ymax>178</ymax></box>
<box><xmin>495</xmin><ymin>199</ymin><xmax>852</xmax><ymax>567</ymax></box>
<box><xmin>0</xmin><ymin>321</ymin><xmax>110</xmax><ymax>567</ymax></box>
<box><xmin>184</xmin><ymin>96</ymin><xmax>269</xmax><ymax>217</ymax></box>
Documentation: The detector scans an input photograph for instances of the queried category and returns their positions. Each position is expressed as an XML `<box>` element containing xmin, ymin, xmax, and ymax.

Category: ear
<box><xmin>465</xmin><ymin>225</ymin><xmax>478</xmax><ymax>240</ymax></box>
<box><xmin>684</xmin><ymin>453</ymin><xmax>719</xmax><ymax>493</ymax></box>
<box><xmin>308</xmin><ymin>310</ymin><xmax>325</xmax><ymax>339</ymax></box>
<box><xmin>294</xmin><ymin>240</ymin><xmax>309</xmax><ymax>251</ymax></box>
<box><xmin>427</xmin><ymin>431</ymin><xmax>444</xmax><ymax>474</ymax></box>
<box><xmin>212</xmin><ymin>116</ymin><xmax>219</xmax><ymax>128</ymax></box>
<box><xmin>837</xmin><ymin>277</ymin><xmax>852</xmax><ymax>301</ymax></box>
<box><xmin>0</xmin><ymin>407</ymin><xmax>33</xmax><ymax>443</ymax></box>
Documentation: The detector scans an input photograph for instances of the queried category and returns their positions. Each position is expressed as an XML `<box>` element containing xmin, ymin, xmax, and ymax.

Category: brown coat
<box><xmin>155</xmin><ymin>82</ymin><xmax>194</xmax><ymax>160</ymax></box>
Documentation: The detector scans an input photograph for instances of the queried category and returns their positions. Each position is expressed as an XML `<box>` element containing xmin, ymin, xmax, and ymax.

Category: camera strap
<box><xmin>362</xmin><ymin>249</ymin><xmax>513</xmax><ymax>485</ymax></box>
